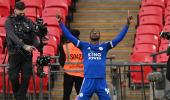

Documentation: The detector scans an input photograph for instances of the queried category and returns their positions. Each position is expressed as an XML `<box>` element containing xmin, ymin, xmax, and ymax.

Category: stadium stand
<box><xmin>130</xmin><ymin>0</ymin><xmax>165</xmax><ymax>87</ymax></box>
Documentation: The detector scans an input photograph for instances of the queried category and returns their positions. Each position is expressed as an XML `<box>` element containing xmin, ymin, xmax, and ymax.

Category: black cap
<box><xmin>70</xmin><ymin>29</ymin><xmax>80</xmax><ymax>38</ymax></box>
<box><xmin>15</xmin><ymin>1</ymin><xmax>26</xmax><ymax>10</ymax></box>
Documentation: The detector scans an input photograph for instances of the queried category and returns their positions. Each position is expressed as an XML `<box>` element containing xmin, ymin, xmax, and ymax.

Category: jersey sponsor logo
<box><xmin>88</xmin><ymin>52</ymin><xmax>101</xmax><ymax>60</ymax></box>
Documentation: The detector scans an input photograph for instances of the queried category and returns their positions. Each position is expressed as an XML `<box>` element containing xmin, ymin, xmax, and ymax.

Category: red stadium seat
<box><xmin>28</xmin><ymin>66</ymin><xmax>48</xmax><ymax>93</ymax></box>
<box><xmin>139</xmin><ymin>6</ymin><xmax>163</xmax><ymax>18</ymax></box>
<box><xmin>45</xmin><ymin>0</ymin><xmax>68</xmax><ymax>16</ymax></box>
<box><xmin>0</xmin><ymin>17</ymin><xmax>7</xmax><ymax>41</ymax></box>
<box><xmin>136</xmin><ymin>25</ymin><xmax>160</xmax><ymax>35</ymax></box>
<box><xmin>10</xmin><ymin>0</ymin><xmax>15</xmax><ymax>9</ymax></box>
<box><xmin>43</xmin><ymin>17</ymin><xmax>62</xmax><ymax>37</ymax></box>
<box><xmin>47</xmin><ymin>27</ymin><xmax>60</xmax><ymax>41</ymax></box>
<box><xmin>0</xmin><ymin>0</ymin><xmax>10</xmax><ymax>17</ymax></box>
<box><xmin>67</xmin><ymin>0</ymin><xmax>72</xmax><ymax>6</ymax></box>
<box><xmin>163</xmin><ymin>25</ymin><xmax>170</xmax><ymax>32</ymax></box>
<box><xmin>161</xmin><ymin>38</ymin><xmax>169</xmax><ymax>44</ymax></box>
<box><xmin>46</xmin><ymin>35</ymin><xmax>58</xmax><ymax>53</ymax></box>
<box><xmin>142</xmin><ymin>0</ymin><xmax>165</xmax><ymax>9</ymax></box>
<box><xmin>167</xmin><ymin>0</ymin><xmax>170</xmax><ymax>7</ymax></box>
<box><xmin>135</xmin><ymin>34</ymin><xmax>160</xmax><ymax>46</ymax></box>
<box><xmin>25</xmin><ymin>8</ymin><xmax>40</xmax><ymax>22</ymax></box>
<box><xmin>130</xmin><ymin>52</ymin><xmax>153</xmax><ymax>84</ymax></box>
<box><xmin>21</xmin><ymin>0</ymin><xmax>43</xmax><ymax>16</ymax></box>
<box><xmin>133</xmin><ymin>44</ymin><xmax>158</xmax><ymax>53</ymax></box>
<box><xmin>165</xmin><ymin>16</ymin><xmax>170</xmax><ymax>25</ymax></box>
<box><xmin>139</xmin><ymin>16</ymin><xmax>163</xmax><ymax>29</ymax></box>
<box><xmin>43</xmin><ymin>45</ymin><xmax>56</xmax><ymax>56</ymax></box>
<box><xmin>165</xmin><ymin>8</ymin><xmax>170</xmax><ymax>19</ymax></box>
<box><xmin>43</xmin><ymin>17</ymin><xmax>59</xmax><ymax>27</ymax></box>
<box><xmin>157</xmin><ymin>43</ymin><xmax>169</xmax><ymax>63</ymax></box>
<box><xmin>42</xmin><ymin>8</ymin><xmax>66</xmax><ymax>22</ymax></box>
<box><xmin>0</xmin><ymin>38</ymin><xmax>3</xmax><ymax>53</ymax></box>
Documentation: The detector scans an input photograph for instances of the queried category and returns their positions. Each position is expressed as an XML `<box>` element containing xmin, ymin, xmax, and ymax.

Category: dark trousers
<box><xmin>8</xmin><ymin>53</ymin><xmax>32</xmax><ymax>100</ymax></box>
<box><xmin>167</xmin><ymin>56</ymin><xmax>170</xmax><ymax>81</ymax></box>
<box><xmin>63</xmin><ymin>73</ymin><xmax>83</xmax><ymax>100</ymax></box>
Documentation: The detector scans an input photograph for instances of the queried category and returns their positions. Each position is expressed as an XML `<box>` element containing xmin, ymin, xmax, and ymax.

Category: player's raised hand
<box><xmin>127</xmin><ymin>10</ymin><xmax>133</xmax><ymax>25</ymax></box>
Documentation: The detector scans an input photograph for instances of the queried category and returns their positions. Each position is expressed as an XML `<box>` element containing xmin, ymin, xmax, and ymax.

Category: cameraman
<box><xmin>5</xmin><ymin>1</ymin><xmax>45</xmax><ymax>100</ymax></box>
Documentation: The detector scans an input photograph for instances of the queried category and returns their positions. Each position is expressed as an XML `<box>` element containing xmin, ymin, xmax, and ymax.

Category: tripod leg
<box><xmin>3</xmin><ymin>65</ymin><xmax>6</xmax><ymax>100</ymax></box>
<box><xmin>32</xmin><ymin>65</ymin><xmax>37</xmax><ymax>100</ymax></box>
<box><xmin>48</xmin><ymin>66</ymin><xmax>51</xmax><ymax>100</ymax></box>
<box><xmin>39</xmin><ymin>77</ymin><xmax>43</xmax><ymax>100</ymax></box>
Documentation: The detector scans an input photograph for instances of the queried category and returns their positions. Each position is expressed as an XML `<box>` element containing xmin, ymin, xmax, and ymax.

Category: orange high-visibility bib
<box><xmin>63</xmin><ymin>43</ymin><xmax>84</xmax><ymax>77</ymax></box>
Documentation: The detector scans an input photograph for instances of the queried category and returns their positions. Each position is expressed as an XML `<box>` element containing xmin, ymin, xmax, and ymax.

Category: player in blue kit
<box><xmin>56</xmin><ymin>11</ymin><xmax>133</xmax><ymax>100</ymax></box>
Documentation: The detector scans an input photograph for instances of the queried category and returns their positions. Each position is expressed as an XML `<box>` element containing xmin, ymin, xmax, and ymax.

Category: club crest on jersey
<box><xmin>87</xmin><ymin>47</ymin><xmax>91</xmax><ymax>50</ymax></box>
<box><xmin>99</xmin><ymin>47</ymin><xmax>103</xmax><ymax>51</ymax></box>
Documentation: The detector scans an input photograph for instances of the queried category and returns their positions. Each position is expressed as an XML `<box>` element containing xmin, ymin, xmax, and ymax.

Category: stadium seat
<box><xmin>0</xmin><ymin>0</ymin><xmax>10</xmax><ymax>17</ymax></box>
<box><xmin>42</xmin><ymin>8</ymin><xmax>66</xmax><ymax>22</ymax></box>
<box><xmin>46</xmin><ymin>35</ymin><xmax>58</xmax><ymax>53</ymax></box>
<box><xmin>133</xmin><ymin>44</ymin><xmax>158</xmax><ymax>53</ymax></box>
<box><xmin>28</xmin><ymin>66</ymin><xmax>48</xmax><ymax>93</ymax></box>
<box><xmin>47</xmin><ymin>27</ymin><xmax>60</xmax><ymax>41</ymax></box>
<box><xmin>25</xmin><ymin>8</ymin><xmax>39</xmax><ymax>22</ymax></box>
<box><xmin>157</xmin><ymin>53</ymin><xmax>169</xmax><ymax>63</ymax></box>
<box><xmin>130</xmin><ymin>52</ymin><xmax>153</xmax><ymax>84</ymax></box>
<box><xmin>0</xmin><ymin>38</ymin><xmax>3</xmax><ymax>53</ymax></box>
<box><xmin>165</xmin><ymin>16</ymin><xmax>170</xmax><ymax>25</ymax></box>
<box><xmin>163</xmin><ymin>25</ymin><xmax>170</xmax><ymax>32</ymax></box>
<box><xmin>0</xmin><ymin>17</ymin><xmax>7</xmax><ymax>40</ymax></box>
<box><xmin>139</xmin><ymin>16</ymin><xmax>163</xmax><ymax>29</ymax></box>
<box><xmin>43</xmin><ymin>17</ymin><xmax>59</xmax><ymax>27</ymax></box>
<box><xmin>135</xmin><ymin>34</ymin><xmax>160</xmax><ymax>46</ymax></box>
<box><xmin>10</xmin><ymin>0</ymin><xmax>15</xmax><ymax>9</ymax></box>
<box><xmin>136</xmin><ymin>25</ymin><xmax>160</xmax><ymax>35</ymax></box>
<box><xmin>142</xmin><ymin>0</ymin><xmax>165</xmax><ymax>9</ymax></box>
<box><xmin>42</xmin><ymin>17</ymin><xmax>62</xmax><ymax>38</ymax></box>
<box><xmin>44</xmin><ymin>0</ymin><xmax>68</xmax><ymax>16</ymax></box>
<box><xmin>43</xmin><ymin>45</ymin><xmax>56</xmax><ymax>56</ymax></box>
<box><xmin>67</xmin><ymin>0</ymin><xmax>72</xmax><ymax>6</ymax></box>
<box><xmin>21</xmin><ymin>0</ymin><xmax>43</xmax><ymax>16</ymax></box>
<box><xmin>161</xmin><ymin>38</ymin><xmax>169</xmax><ymax>44</ymax></box>
<box><xmin>156</xmin><ymin>43</ymin><xmax>169</xmax><ymax>63</ymax></box>
<box><xmin>139</xmin><ymin>6</ymin><xmax>163</xmax><ymax>18</ymax></box>
<box><xmin>167</xmin><ymin>0</ymin><xmax>170</xmax><ymax>7</ymax></box>
<box><xmin>165</xmin><ymin>8</ymin><xmax>170</xmax><ymax>19</ymax></box>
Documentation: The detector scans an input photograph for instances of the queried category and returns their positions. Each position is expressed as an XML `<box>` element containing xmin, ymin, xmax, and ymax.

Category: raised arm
<box><xmin>110</xmin><ymin>14</ymin><xmax>133</xmax><ymax>48</ymax></box>
<box><xmin>59</xmin><ymin>22</ymin><xmax>78</xmax><ymax>45</ymax></box>
<box><xmin>56</xmin><ymin>15</ymin><xmax>79</xmax><ymax>46</ymax></box>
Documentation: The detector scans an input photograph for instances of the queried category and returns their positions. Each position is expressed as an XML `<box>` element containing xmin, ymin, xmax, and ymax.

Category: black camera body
<box><xmin>34</xmin><ymin>18</ymin><xmax>48</xmax><ymax>40</ymax></box>
<box><xmin>36</xmin><ymin>56</ymin><xmax>51</xmax><ymax>78</ymax></box>
<box><xmin>160</xmin><ymin>31</ymin><xmax>170</xmax><ymax>40</ymax></box>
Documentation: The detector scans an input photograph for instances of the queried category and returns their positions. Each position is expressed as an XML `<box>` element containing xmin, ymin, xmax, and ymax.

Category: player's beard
<box><xmin>91</xmin><ymin>37</ymin><xmax>100</xmax><ymax>41</ymax></box>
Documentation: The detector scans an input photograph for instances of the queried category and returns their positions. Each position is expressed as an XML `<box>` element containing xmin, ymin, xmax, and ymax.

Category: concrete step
<box><xmin>74</xmin><ymin>11</ymin><xmax>138</xmax><ymax>17</ymax></box>
<box><xmin>77</xmin><ymin>2</ymin><xmax>140</xmax><ymax>6</ymax></box>
<box><xmin>71</xmin><ymin>22</ymin><xmax>136</xmax><ymax>28</ymax></box>
<box><xmin>79</xmin><ymin>0</ymin><xmax>140</xmax><ymax>3</ymax></box>
<box><xmin>76</xmin><ymin>9</ymin><xmax>139</xmax><ymax>13</ymax></box>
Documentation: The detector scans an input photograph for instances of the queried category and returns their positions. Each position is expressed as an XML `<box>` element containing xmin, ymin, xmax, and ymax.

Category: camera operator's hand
<box><xmin>23</xmin><ymin>45</ymin><xmax>36</xmax><ymax>52</ymax></box>
<box><xmin>127</xmin><ymin>10</ymin><xmax>133</xmax><ymax>26</ymax></box>
<box><xmin>56</xmin><ymin>15</ymin><xmax>62</xmax><ymax>23</ymax></box>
